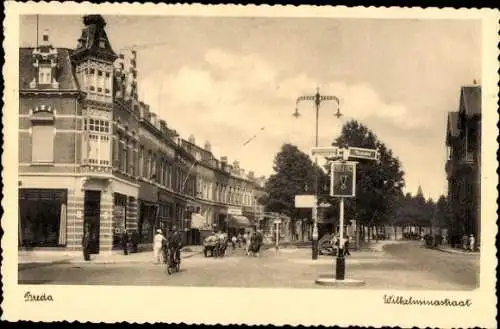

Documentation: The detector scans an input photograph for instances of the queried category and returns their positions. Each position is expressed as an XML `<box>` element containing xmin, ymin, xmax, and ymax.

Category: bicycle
<box><xmin>165</xmin><ymin>247</ymin><xmax>180</xmax><ymax>275</ymax></box>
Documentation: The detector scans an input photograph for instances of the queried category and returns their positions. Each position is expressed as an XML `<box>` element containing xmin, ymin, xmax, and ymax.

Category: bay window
<box><xmin>84</xmin><ymin>117</ymin><xmax>111</xmax><ymax>166</ymax></box>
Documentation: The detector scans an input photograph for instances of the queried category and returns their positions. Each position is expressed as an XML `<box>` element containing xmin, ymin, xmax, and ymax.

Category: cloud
<box><xmin>141</xmin><ymin>48</ymin><xmax>449</xmax><ymax>199</ymax></box>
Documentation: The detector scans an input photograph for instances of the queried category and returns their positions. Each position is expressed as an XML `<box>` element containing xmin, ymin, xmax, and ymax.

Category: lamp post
<box><xmin>294</xmin><ymin>87</ymin><xmax>341</xmax><ymax>260</ymax></box>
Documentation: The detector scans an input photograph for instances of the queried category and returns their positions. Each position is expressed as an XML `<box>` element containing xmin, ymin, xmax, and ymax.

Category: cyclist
<box><xmin>168</xmin><ymin>225</ymin><xmax>182</xmax><ymax>266</ymax></box>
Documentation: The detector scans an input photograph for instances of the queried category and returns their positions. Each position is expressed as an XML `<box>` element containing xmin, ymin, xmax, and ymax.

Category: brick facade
<box><xmin>19</xmin><ymin>15</ymin><xmax>266</xmax><ymax>253</ymax></box>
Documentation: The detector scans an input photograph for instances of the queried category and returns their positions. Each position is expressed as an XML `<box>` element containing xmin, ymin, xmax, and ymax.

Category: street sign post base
<box><xmin>336</xmin><ymin>250</ymin><xmax>345</xmax><ymax>280</ymax></box>
<box><xmin>315</xmin><ymin>275</ymin><xmax>365</xmax><ymax>287</ymax></box>
<box><xmin>312</xmin><ymin>238</ymin><xmax>319</xmax><ymax>260</ymax></box>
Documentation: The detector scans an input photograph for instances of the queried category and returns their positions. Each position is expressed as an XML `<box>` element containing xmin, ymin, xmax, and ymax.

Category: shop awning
<box><xmin>191</xmin><ymin>213</ymin><xmax>207</xmax><ymax>229</ymax></box>
<box><xmin>228</xmin><ymin>214</ymin><xmax>251</xmax><ymax>228</ymax></box>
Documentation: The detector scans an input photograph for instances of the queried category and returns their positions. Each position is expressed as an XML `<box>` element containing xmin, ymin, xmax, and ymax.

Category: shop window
<box><xmin>19</xmin><ymin>189</ymin><xmax>67</xmax><ymax>247</ymax></box>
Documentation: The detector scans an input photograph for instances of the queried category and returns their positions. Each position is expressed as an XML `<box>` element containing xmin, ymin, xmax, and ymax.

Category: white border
<box><xmin>2</xmin><ymin>3</ymin><xmax>498</xmax><ymax>327</ymax></box>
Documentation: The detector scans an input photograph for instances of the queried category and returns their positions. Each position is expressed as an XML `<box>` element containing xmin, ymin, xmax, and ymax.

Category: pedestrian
<box><xmin>469</xmin><ymin>234</ymin><xmax>475</xmax><ymax>252</ymax></box>
<box><xmin>130</xmin><ymin>230</ymin><xmax>139</xmax><ymax>253</ymax></box>
<box><xmin>331</xmin><ymin>235</ymin><xmax>338</xmax><ymax>256</ymax></box>
<box><xmin>153</xmin><ymin>229</ymin><xmax>166</xmax><ymax>264</ymax></box>
<box><xmin>245</xmin><ymin>230</ymin><xmax>252</xmax><ymax>256</ymax></box>
<box><xmin>82</xmin><ymin>224</ymin><xmax>91</xmax><ymax>261</ymax></box>
<box><xmin>344</xmin><ymin>237</ymin><xmax>351</xmax><ymax>256</ymax></box>
<box><xmin>237</xmin><ymin>233</ymin><xmax>242</xmax><ymax>248</ymax></box>
<box><xmin>462</xmin><ymin>234</ymin><xmax>468</xmax><ymax>251</ymax></box>
<box><xmin>231</xmin><ymin>235</ymin><xmax>237</xmax><ymax>249</ymax></box>
<box><xmin>121</xmin><ymin>230</ymin><xmax>129</xmax><ymax>255</ymax></box>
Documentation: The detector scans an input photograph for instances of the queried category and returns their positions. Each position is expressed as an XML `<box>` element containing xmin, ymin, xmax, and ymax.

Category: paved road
<box><xmin>18</xmin><ymin>241</ymin><xmax>479</xmax><ymax>290</ymax></box>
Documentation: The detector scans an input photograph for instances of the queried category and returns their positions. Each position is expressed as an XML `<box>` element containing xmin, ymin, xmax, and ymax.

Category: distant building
<box><xmin>445</xmin><ymin>85</ymin><xmax>481</xmax><ymax>246</ymax></box>
<box><xmin>180</xmin><ymin>136</ymin><xmax>266</xmax><ymax>243</ymax></box>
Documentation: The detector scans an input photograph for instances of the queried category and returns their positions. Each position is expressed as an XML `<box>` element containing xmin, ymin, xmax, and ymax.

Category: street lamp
<box><xmin>294</xmin><ymin>87</ymin><xmax>341</xmax><ymax>260</ymax></box>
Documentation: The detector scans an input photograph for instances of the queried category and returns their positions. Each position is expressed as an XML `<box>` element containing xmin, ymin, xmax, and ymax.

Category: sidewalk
<box><xmin>435</xmin><ymin>246</ymin><xmax>480</xmax><ymax>256</ymax></box>
<box><xmin>19</xmin><ymin>246</ymin><xmax>203</xmax><ymax>265</ymax></box>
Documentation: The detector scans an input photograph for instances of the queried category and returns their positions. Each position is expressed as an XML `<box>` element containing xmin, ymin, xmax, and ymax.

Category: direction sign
<box><xmin>311</xmin><ymin>146</ymin><xmax>342</xmax><ymax>158</ymax></box>
<box><xmin>348</xmin><ymin>147</ymin><xmax>379</xmax><ymax>161</ymax></box>
<box><xmin>331</xmin><ymin>161</ymin><xmax>356</xmax><ymax>197</ymax></box>
<box><xmin>295</xmin><ymin>195</ymin><xmax>317</xmax><ymax>208</ymax></box>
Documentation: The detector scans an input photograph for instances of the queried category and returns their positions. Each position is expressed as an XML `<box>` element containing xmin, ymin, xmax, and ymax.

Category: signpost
<box><xmin>312</xmin><ymin>145</ymin><xmax>379</xmax><ymax>283</ymax></box>
<box><xmin>348</xmin><ymin>147</ymin><xmax>380</xmax><ymax>161</ymax></box>
<box><xmin>311</xmin><ymin>146</ymin><xmax>343</xmax><ymax>158</ymax></box>
<box><xmin>331</xmin><ymin>162</ymin><xmax>356</xmax><ymax>198</ymax></box>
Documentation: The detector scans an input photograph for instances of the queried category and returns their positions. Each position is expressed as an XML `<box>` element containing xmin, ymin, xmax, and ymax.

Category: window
<box><xmin>139</xmin><ymin>146</ymin><xmax>144</xmax><ymax>178</ymax></box>
<box><xmin>87</xmin><ymin>134</ymin><xmax>110</xmax><ymax>166</ymax></box>
<box><xmin>120</xmin><ymin>140</ymin><xmax>128</xmax><ymax>172</ymax></box>
<box><xmin>39</xmin><ymin>66</ymin><xmax>52</xmax><ymax>84</ymax></box>
<box><xmin>99</xmin><ymin>40</ymin><xmax>106</xmax><ymax>48</ymax></box>
<box><xmin>84</xmin><ymin>117</ymin><xmax>111</xmax><ymax>166</ymax></box>
<box><xmin>32</xmin><ymin>123</ymin><xmax>54</xmax><ymax>163</ymax></box>
<box><xmin>84</xmin><ymin>119</ymin><xmax>110</xmax><ymax>133</ymax></box>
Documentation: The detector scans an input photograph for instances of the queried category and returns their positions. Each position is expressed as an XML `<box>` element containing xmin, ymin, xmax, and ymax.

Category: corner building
<box><xmin>19</xmin><ymin>14</ymin><xmax>267</xmax><ymax>252</ymax></box>
<box><xmin>19</xmin><ymin>15</ymin><xmax>139</xmax><ymax>254</ymax></box>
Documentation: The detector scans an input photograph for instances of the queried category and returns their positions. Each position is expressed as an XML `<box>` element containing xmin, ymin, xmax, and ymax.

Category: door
<box><xmin>84</xmin><ymin>190</ymin><xmax>101</xmax><ymax>254</ymax></box>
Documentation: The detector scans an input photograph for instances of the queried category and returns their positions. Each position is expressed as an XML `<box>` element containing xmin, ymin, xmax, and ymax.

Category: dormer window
<box><xmin>39</xmin><ymin>65</ymin><xmax>52</xmax><ymax>84</ymax></box>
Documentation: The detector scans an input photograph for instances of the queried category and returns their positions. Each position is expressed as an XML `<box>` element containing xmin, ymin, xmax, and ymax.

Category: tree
<box><xmin>331</xmin><ymin>120</ymin><xmax>405</xmax><ymax>236</ymax></box>
<box><xmin>260</xmin><ymin>143</ymin><xmax>328</xmax><ymax>218</ymax></box>
<box><xmin>435</xmin><ymin>195</ymin><xmax>452</xmax><ymax>230</ymax></box>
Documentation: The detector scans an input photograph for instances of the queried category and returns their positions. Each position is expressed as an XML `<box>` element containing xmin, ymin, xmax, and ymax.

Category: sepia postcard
<box><xmin>1</xmin><ymin>2</ymin><xmax>499</xmax><ymax>327</ymax></box>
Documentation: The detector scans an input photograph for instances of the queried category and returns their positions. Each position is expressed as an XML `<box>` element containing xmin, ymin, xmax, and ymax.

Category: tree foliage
<box><xmin>331</xmin><ymin>120</ymin><xmax>406</xmax><ymax>227</ymax></box>
<box><xmin>260</xmin><ymin>143</ymin><xmax>329</xmax><ymax>218</ymax></box>
<box><xmin>392</xmin><ymin>189</ymin><xmax>438</xmax><ymax>228</ymax></box>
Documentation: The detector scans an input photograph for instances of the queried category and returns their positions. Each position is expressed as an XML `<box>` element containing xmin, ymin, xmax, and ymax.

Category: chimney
<box><xmin>150</xmin><ymin>113</ymin><xmax>157</xmax><ymax>126</ymax></box>
<box><xmin>248</xmin><ymin>171</ymin><xmax>255</xmax><ymax>179</ymax></box>
<box><xmin>233</xmin><ymin>161</ymin><xmax>240</xmax><ymax>169</ymax></box>
<box><xmin>188</xmin><ymin>134</ymin><xmax>196</xmax><ymax>144</ymax></box>
<box><xmin>204</xmin><ymin>141</ymin><xmax>211</xmax><ymax>152</ymax></box>
<box><xmin>221</xmin><ymin>156</ymin><xmax>228</xmax><ymax>165</ymax></box>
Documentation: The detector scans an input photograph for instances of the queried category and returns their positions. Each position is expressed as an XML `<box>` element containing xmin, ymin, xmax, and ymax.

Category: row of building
<box><xmin>445</xmin><ymin>84</ymin><xmax>481</xmax><ymax>247</ymax></box>
<box><xmin>18</xmin><ymin>15</ymin><xmax>273</xmax><ymax>254</ymax></box>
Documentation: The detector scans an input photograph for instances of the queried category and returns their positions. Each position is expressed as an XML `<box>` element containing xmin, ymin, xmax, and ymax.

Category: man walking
<box><xmin>121</xmin><ymin>230</ymin><xmax>129</xmax><ymax>255</ymax></box>
<box><xmin>82</xmin><ymin>224</ymin><xmax>91</xmax><ymax>261</ymax></box>
<box><xmin>344</xmin><ymin>235</ymin><xmax>351</xmax><ymax>256</ymax></box>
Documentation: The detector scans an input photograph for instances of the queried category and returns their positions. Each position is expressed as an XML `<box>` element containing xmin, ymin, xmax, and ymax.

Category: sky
<box><xmin>20</xmin><ymin>15</ymin><xmax>482</xmax><ymax>201</ymax></box>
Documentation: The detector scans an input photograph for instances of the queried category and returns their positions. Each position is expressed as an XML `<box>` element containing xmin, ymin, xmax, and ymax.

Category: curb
<box><xmin>21</xmin><ymin>251</ymin><xmax>203</xmax><ymax>266</ymax></box>
<box><xmin>435</xmin><ymin>247</ymin><xmax>479</xmax><ymax>256</ymax></box>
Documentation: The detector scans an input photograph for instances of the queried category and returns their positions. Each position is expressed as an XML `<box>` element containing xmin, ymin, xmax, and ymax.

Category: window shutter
<box><xmin>32</xmin><ymin>124</ymin><xmax>54</xmax><ymax>162</ymax></box>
